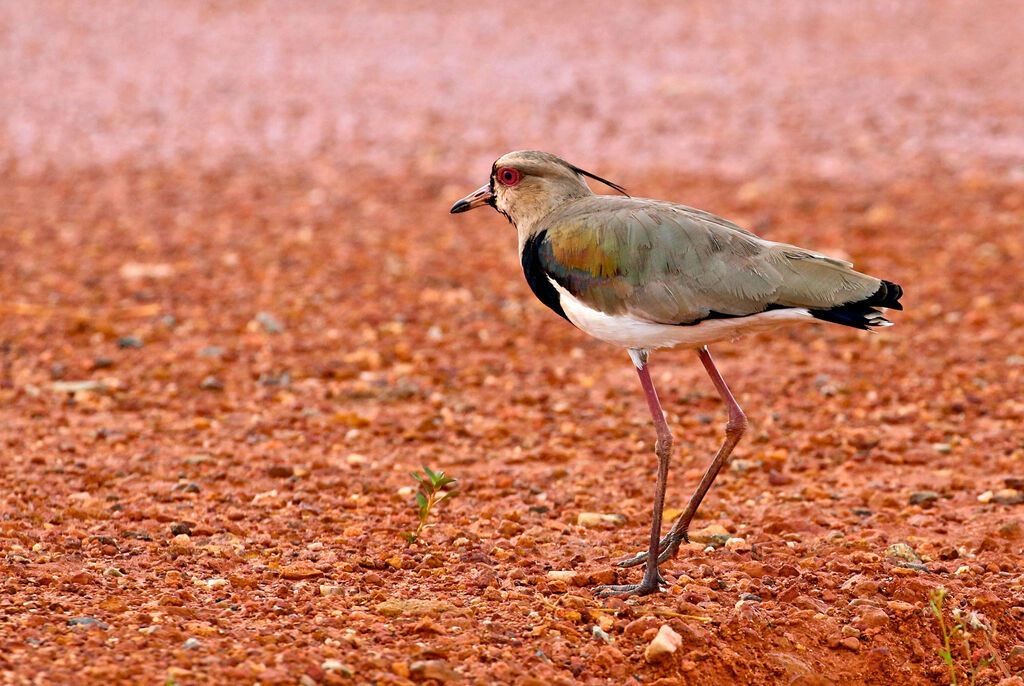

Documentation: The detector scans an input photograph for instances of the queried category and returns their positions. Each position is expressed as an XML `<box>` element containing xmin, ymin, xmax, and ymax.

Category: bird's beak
<box><xmin>450</xmin><ymin>184</ymin><xmax>493</xmax><ymax>214</ymax></box>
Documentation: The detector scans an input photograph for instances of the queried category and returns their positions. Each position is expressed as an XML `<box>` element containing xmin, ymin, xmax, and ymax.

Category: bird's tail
<box><xmin>808</xmin><ymin>280</ymin><xmax>904</xmax><ymax>330</ymax></box>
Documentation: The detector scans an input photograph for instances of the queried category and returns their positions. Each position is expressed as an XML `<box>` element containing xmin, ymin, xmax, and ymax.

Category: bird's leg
<box><xmin>617</xmin><ymin>346</ymin><xmax>747</xmax><ymax>568</ymax></box>
<box><xmin>595</xmin><ymin>350</ymin><xmax>672</xmax><ymax>597</ymax></box>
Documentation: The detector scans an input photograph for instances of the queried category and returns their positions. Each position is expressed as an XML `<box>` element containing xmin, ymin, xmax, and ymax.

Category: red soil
<box><xmin>1</xmin><ymin>2</ymin><xmax>1023</xmax><ymax>685</ymax></box>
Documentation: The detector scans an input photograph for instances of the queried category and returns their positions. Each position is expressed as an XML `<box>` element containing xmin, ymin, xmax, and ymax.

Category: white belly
<box><xmin>551</xmin><ymin>280</ymin><xmax>816</xmax><ymax>350</ymax></box>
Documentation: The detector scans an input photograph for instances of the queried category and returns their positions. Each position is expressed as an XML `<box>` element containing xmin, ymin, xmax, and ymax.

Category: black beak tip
<box><xmin>450</xmin><ymin>200</ymin><xmax>469</xmax><ymax>214</ymax></box>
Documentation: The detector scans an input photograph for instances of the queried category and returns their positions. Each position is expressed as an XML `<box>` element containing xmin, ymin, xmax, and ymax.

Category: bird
<box><xmin>450</xmin><ymin>151</ymin><xmax>903</xmax><ymax>597</ymax></box>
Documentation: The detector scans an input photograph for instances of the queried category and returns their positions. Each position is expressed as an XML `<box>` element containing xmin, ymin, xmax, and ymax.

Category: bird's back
<box><xmin>530</xmin><ymin>195</ymin><xmax>900</xmax><ymax>328</ymax></box>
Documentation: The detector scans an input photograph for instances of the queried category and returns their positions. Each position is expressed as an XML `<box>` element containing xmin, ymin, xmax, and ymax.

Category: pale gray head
<box><xmin>450</xmin><ymin>150</ymin><xmax>627</xmax><ymax>229</ymax></box>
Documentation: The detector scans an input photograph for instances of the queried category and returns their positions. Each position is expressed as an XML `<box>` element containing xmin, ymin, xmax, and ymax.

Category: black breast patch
<box><xmin>521</xmin><ymin>231</ymin><xmax>570</xmax><ymax>322</ymax></box>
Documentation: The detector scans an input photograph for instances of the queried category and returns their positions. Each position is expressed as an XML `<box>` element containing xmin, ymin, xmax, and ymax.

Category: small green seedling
<box><xmin>403</xmin><ymin>466</ymin><xmax>459</xmax><ymax>544</ymax></box>
<box><xmin>929</xmin><ymin>587</ymin><xmax>1009</xmax><ymax>686</ymax></box>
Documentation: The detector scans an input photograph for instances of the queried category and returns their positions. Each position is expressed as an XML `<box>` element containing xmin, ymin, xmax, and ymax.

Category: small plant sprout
<box><xmin>403</xmin><ymin>466</ymin><xmax>459</xmax><ymax>544</ymax></box>
<box><xmin>928</xmin><ymin>587</ymin><xmax>1009</xmax><ymax>686</ymax></box>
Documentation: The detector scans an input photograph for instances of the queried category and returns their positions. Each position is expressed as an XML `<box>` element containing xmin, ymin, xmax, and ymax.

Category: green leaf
<box><xmin>438</xmin><ymin>490</ymin><xmax>460</xmax><ymax>502</ymax></box>
<box><xmin>415</xmin><ymin>492</ymin><xmax>429</xmax><ymax>520</ymax></box>
<box><xmin>422</xmin><ymin>465</ymin><xmax>436</xmax><ymax>481</ymax></box>
<box><xmin>402</xmin><ymin>532</ymin><xmax>418</xmax><ymax>543</ymax></box>
<box><xmin>411</xmin><ymin>472</ymin><xmax>425</xmax><ymax>483</ymax></box>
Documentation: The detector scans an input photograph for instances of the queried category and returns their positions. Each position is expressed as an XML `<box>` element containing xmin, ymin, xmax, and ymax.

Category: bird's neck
<box><xmin>507</xmin><ymin>191</ymin><xmax>590</xmax><ymax>256</ymax></box>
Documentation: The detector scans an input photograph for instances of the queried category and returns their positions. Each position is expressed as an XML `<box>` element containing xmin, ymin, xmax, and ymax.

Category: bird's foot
<box><xmin>594</xmin><ymin>569</ymin><xmax>668</xmax><ymax>597</ymax></box>
<box><xmin>616</xmin><ymin>530</ymin><xmax>688</xmax><ymax>568</ymax></box>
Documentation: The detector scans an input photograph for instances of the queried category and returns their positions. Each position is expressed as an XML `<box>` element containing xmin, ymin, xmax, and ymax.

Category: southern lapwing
<box><xmin>450</xmin><ymin>151</ymin><xmax>903</xmax><ymax>597</ymax></box>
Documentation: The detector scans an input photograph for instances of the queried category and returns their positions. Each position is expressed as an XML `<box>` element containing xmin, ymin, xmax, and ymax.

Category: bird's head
<box><xmin>450</xmin><ymin>151</ymin><xmax>627</xmax><ymax>229</ymax></box>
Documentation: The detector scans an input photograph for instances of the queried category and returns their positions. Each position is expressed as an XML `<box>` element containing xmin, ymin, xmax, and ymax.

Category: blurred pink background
<box><xmin>2</xmin><ymin>1</ymin><xmax>1021</xmax><ymax>183</ymax></box>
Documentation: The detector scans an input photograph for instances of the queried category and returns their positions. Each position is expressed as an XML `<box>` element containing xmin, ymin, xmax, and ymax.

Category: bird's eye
<box><xmin>496</xmin><ymin>167</ymin><xmax>521</xmax><ymax>187</ymax></box>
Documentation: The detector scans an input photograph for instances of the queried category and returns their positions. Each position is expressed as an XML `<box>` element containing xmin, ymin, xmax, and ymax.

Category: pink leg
<box><xmin>617</xmin><ymin>346</ymin><xmax>747</xmax><ymax>570</ymax></box>
<box><xmin>596</xmin><ymin>349</ymin><xmax>673</xmax><ymax>596</ymax></box>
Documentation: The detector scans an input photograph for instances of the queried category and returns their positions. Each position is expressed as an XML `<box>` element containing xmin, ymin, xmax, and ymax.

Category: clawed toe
<box><xmin>594</xmin><ymin>578</ymin><xmax>666</xmax><ymax>597</ymax></box>
<box><xmin>615</xmin><ymin>551</ymin><xmax>648</xmax><ymax>568</ymax></box>
<box><xmin>594</xmin><ymin>569</ymin><xmax>668</xmax><ymax>597</ymax></box>
<box><xmin>616</xmin><ymin>533</ymin><xmax>685</xmax><ymax>568</ymax></box>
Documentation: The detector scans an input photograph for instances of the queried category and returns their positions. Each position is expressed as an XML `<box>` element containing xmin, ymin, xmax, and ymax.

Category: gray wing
<box><xmin>535</xmin><ymin>196</ymin><xmax>885</xmax><ymax>325</ymax></box>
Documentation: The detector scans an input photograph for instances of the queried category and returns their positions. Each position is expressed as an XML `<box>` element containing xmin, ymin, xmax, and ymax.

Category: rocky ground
<box><xmin>1</xmin><ymin>2</ymin><xmax>1023</xmax><ymax>685</ymax></box>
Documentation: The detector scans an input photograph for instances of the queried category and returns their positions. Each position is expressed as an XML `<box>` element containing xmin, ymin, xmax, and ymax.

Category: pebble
<box><xmin>103</xmin><ymin>566</ymin><xmax>124</xmax><ymax>577</ymax></box>
<box><xmin>171</xmin><ymin>482</ymin><xmax>200</xmax><ymax>493</ymax></box>
<box><xmin>120</xmin><ymin>262</ymin><xmax>173</xmax><ymax>279</ymax></box>
<box><xmin>994</xmin><ymin>488</ymin><xmax>1024</xmax><ymax>505</ymax></box>
<box><xmin>299</xmin><ymin>676</ymin><xmax>317</xmax><ymax>686</ymax></box>
<box><xmin>321</xmin><ymin>660</ymin><xmax>353</xmax><ymax>676</ymax></box>
<box><xmin>67</xmin><ymin>617</ymin><xmax>108</xmax><ymax>630</ymax></box>
<box><xmin>280</xmin><ymin>564</ymin><xmax>322</xmax><ymax>580</ymax></box>
<box><xmin>409</xmin><ymin>660</ymin><xmax>458</xmax><ymax>682</ymax></box>
<box><xmin>886</xmin><ymin>542</ymin><xmax>921</xmax><ymax>562</ymax></box>
<box><xmin>266</xmin><ymin>465</ymin><xmax>295</xmax><ymax>478</ymax></box>
<box><xmin>739</xmin><ymin>562</ymin><xmax>768</xmax><ymax>578</ymax></box>
<box><xmin>183</xmin><ymin>638</ymin><xmax>201</xmax><ymax>649</ymax></box>
<box><xmin>207</xmin><ymin>578</ymin><xmax>229</xmax><ymax>589</ymax></box>
<box><xmin>255</xmin><ymin>311</ymin><xmax>284</xmax><ymax>333</ymax></box>
<box><xmin>998</xmin><ymin>521</ymin><xmax>1021</xmax><ymax>538</ymax></box>
<box><xmin>576</xmin><ymin>512</ymin><xmax>626</xmax><ymax>527</ymax></box>
<box><xmin>374</xmin><ymin>598</ymin><xmax>454</xmax><ymax>617</ymax></box>
<box><xmin>52</xmin><ymin>380</ymin><xmax>107</xmax><ymax>394</ymax></box>
<box><xmin>885</xmin><ymin>600</ymin><xmax>917</xmax><ymax>615</ymax></box>
<box><xmin>908</xmin><ymin>491</ymin><xmax>940</xmax><ymax>505</ymax></box>
<box><xmin>644</xmin><ymin>624</ymin><xmax>683</xmax><ymax>662</ymax></box>
<box><xmin>117</xmin><ymin>336</ymin><xmax>144</xmax><ymax>349</ymax></box>
<box><xmin>724</xmin><ymin>536</ymin><xmax>750</xmax><ymax>552</ymax></box>
<box><xmin>689</xmin><ymin>524</ymin><xmax>732</xmax><ymax>548</ymax></box>
<box><xmin>591</xmin><ymin>625</ymin><xmax>612</xmax><ymax>643</ymax></box>
<box><xmin>546</xmin><ymin>570</ymin><xmax>578</xmax><ymax>583</ymax></box>
<box><xmin>859</xmin><ymin>607</ymin><xmax>890</xmax><ymax>627</ymax></box>
<box><xmin>199</xmin><ymin>375</ymin><xmax>224</xmax><ymax>390</ymax></box>
<box><xmin>258</xmin><ymin>371</ymin><xmax>290</xmax><ymax>386</ymax></box>
<box><xmin>978</xmin><ymin>490</ymin><xmax>995</xmax><ymax>503</ymax></box>
<box><xmin>839</xmin><ymin>636</ymin><xmax>861</xmax><ymax>650</ymax></box>
<box><xmin>320</xmin><ymin>584</ymin><xmax>345</xmax><ymax>597</ymax></box>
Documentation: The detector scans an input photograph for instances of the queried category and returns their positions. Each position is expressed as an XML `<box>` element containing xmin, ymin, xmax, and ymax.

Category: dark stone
<box><xmin>908</xmin><ymin>491</ymin><xmax>940</xmax><ymax>506</ymax></box>
<box><xmin>170</xmin><ymin>522</ymin><xmax>193</xmax><ymax>536</ymax></box>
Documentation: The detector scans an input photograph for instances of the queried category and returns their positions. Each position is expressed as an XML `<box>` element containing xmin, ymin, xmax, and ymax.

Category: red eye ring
<box><xmin>496</xmin><ymin>167</ymin><xmax>521</xmax><ymax>187</ymax></box>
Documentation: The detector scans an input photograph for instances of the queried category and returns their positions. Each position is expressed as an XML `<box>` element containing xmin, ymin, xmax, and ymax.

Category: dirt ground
<box><xmin>2</xmin><ymin>3</ymin><xmax>1024</xmax><ymax>685</ymax></box>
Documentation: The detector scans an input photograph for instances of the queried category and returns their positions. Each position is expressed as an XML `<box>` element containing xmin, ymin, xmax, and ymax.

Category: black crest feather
<box><xmin>570</xmin><ymin>165</ymin><xmax>629</xmax><ymax>197</ymax></box>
